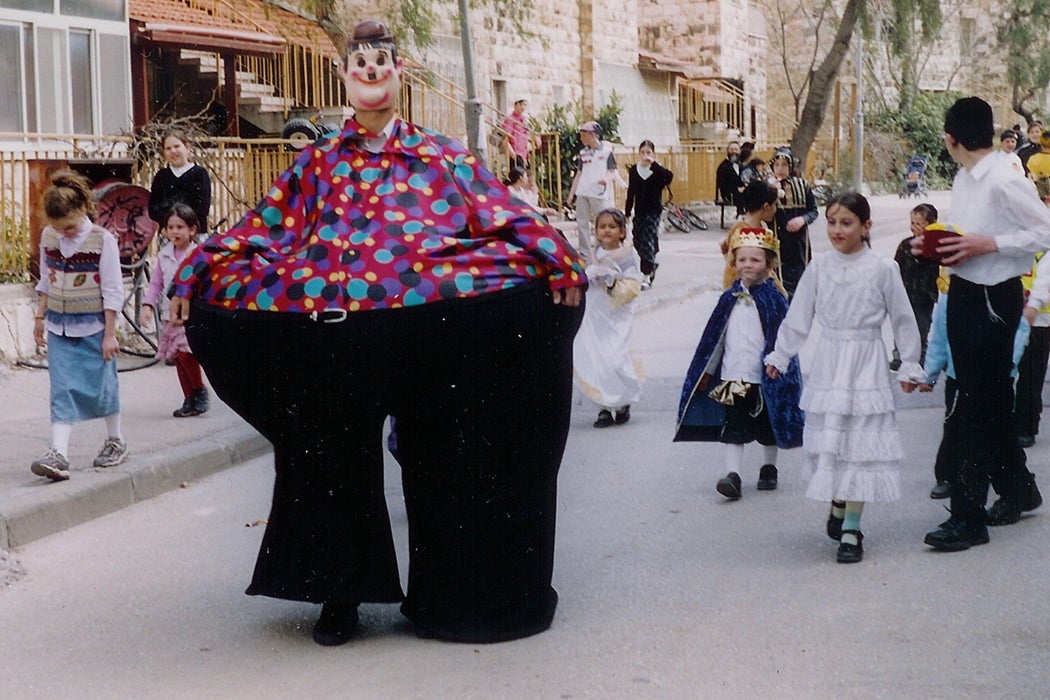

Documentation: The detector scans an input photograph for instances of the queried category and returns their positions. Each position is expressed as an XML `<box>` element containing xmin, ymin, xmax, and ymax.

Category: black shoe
<box><xmin>986</xmin><ymin>497</ymin><xmax>1022</xmax><ymax>526</ymax></box>
<box><xmin>193</xmin><ymin>387</ymin><xmax>210</xmax><ymax>414</ymax></box>
<box><xmin>593</xmin><ymin>410</ymin><xmax>614</xmax><ymax>428</ymax></box>
<box><xmin>614</xmin><ymin>405</ymin><xmax>631</xmax><ymax>425</ymax></box>
<box><xmin>1018</xmin><ymin>434</ymin><xmax>1035</xmax><ymax>448</ymax></box>
<box><xmin>924</xmin><ymin>516</ymin><xmax>990</xmax><ymax>552</ymax></box>
<box><xmin>929</xmin><ymin>481</ymin><xmax>952</xmax><ymax>499</ymax></box>
<box><xmin>716</xmin><ymin>471</ymin><xmax>742</xmax><ymax>500</ymax></box>
<box><xmin>756</xmin><ymin>464</ymin><xmax>778</xmax><ymax>490</ymax></box>
<box><xmin>836</xmin><ymin>530</ymin><xmax>864</xmax><ymax>563</ymax></box>
<box><xmin>312</xmin><ymin>601</ymin><xmax>359</xmax><ymax>646</ymax></box>
<box><xmin>1023</xmin><ymin>474</ymin><xmax>1043</xmax><ymax>512</ymax></box>
<box><xmin>172</xmin><ymin>396</ymin><xmax>200</xmax><ymax>418</ymax></box>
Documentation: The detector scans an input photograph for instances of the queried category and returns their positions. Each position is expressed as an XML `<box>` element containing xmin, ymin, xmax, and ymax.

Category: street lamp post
<box><xmin>458</xmin><ymin>0</ymin><xmax>486</xmax><ymax>163</ymax></box>
<box><xmin>853</xmin><ymin>33</ymin><xmax>864</xmax><ymax>191</ymax></box>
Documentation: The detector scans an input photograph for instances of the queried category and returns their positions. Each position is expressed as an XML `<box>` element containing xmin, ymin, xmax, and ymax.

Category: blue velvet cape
<box><xmin>674</xmin><ymin>278</ymin><xmax>804</xmax><ymax>447</ymax></box>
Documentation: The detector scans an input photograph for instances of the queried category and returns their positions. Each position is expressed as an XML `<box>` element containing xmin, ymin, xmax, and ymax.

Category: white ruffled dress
<box><xmin>573</xmin><ymin>245</ymin><xmax>645</xmax><ymax>409</ymax></box>
<box><xmin>764</xmin><ymin>246</ymin><xmax>924</xmax><ymax>502</ymax></box>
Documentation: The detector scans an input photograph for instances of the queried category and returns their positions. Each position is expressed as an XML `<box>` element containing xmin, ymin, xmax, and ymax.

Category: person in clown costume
<box><xmin>170</xmin><ymin>20</ymin><xmax>586</xmax><ymax>646</ymax></box>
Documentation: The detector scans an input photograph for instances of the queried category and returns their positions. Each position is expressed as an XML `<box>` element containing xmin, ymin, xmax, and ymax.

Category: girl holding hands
<box><xmin>765</xmin><ymin>193</ymin><xmax>922</xmax><ymax>563</ymax></box>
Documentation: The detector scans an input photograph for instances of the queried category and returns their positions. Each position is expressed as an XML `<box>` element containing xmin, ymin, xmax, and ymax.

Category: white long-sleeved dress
<box><xmin>573</xmin><ymin>245</ymin><xmax>645</xmax><ymax>409</ymax></box>
<box><xmin>764</xmin><ymin>246</ymin><xmax>924</xmax><ymax>502</ymax></box>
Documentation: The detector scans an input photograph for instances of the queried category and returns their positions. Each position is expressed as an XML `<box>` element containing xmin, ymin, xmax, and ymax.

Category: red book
<box><xmin>919</xmin><ymin>224</ymin><xmax>963</xmax><ymax>262</ymax></box>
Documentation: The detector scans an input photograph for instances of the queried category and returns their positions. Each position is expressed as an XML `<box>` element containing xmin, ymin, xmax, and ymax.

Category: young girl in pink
<box><xmin>142</xmin><ymin>203</ymin><xmax>209</xmax><ymax>417</ymax></box>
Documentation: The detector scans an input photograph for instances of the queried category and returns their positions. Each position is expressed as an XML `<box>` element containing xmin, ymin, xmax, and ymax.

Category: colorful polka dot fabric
<box><xmin>171</xmin><ymin>118</ymin><xmax>587</xmax><ymax>313</ymax></box>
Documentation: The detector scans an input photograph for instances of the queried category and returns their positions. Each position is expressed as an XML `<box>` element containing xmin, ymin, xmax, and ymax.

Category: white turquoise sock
<box><xmin>842</xmin><ymin>501</ymin><xmax>865</xmax><ymax>545</ymax></box>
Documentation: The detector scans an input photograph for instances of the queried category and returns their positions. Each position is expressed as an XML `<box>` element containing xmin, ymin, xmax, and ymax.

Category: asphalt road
<box><xmin>4</xmin><ymin>189</ymin><xmax>1050</xmax><ymax>698</ymax></box>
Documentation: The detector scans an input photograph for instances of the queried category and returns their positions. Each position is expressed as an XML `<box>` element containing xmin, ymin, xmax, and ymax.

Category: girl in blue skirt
<box><xmin>31</xmin><ymin>169</ymin><xmax>128</xmax><ymax>481</ymax></box>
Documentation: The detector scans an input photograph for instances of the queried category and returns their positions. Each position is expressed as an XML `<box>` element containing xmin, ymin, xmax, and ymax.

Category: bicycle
<box><xmin>663</xmin><ymin>192</ymin><xmax>709</xmax><ymax>232</ymax></box>
<box><xmin>811</xmin><ymin>180</ymin><xmax>834</xmax><ymax>207</ymax></box>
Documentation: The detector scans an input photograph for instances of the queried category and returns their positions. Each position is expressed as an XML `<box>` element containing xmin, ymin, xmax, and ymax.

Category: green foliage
<box><xmin>0</xmin><ymin>212</ymin><xmax>31</xmax><ymax>283</ymax></box>
<box><xmin>538</xmin><ymin>93</ymin><xmax>623</xmax><ymax>203</ymax></box>
<box><xmin>997</xmin><ymin>0</ymin><xmax>1050</xmax><ymax>118</ymax></box>
<box><xmin>866</xmin><ymin>89</ymin><xmax>962</xmax><ymax>186</ymax></box>
<box><xmin>391</xmin><ymin>0</ymin><xmax>437</xmax><ymax>48</ymax></box>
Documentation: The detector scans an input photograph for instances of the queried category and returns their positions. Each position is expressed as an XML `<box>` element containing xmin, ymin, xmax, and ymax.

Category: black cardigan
<box><xmin>625</xmin><ymin>162</ymin><xmax>674</xmax><ymax>218</ymax></box>
<box><xmin>149</xmin><ymin>164</ymin><xmax>212</xmax><ymax>230</ymax></box>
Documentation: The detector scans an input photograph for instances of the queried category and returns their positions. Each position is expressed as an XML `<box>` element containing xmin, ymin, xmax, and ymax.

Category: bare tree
<box><xmin>769</xmin><ymin>0</ymin><xmax>837</xmax><ymax>122</ymax></box>
<box><xmin>787</xmin><ymin>0</ymin><xmax>865</xmax><ymax>169</ymax></box>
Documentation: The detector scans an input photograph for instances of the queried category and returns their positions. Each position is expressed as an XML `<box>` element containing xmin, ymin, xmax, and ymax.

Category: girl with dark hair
<box><xmin>141</xmin><ymin>203</ymin><xmax>209</xmax><ymax>417</ymax></box>
<box><xmin>573</xmin><ymin>208</ymin><xmax>645</xmax><ymax>427</ymax></box>
<box><xmin>624</xmin><ymin>140</ymin><xmax>673</xmax><ymax>287</ymax></box>
<box><xmin>765</xmin><ymin>192</ymin><xmax>923</xmax><ymax>564</ymax></box>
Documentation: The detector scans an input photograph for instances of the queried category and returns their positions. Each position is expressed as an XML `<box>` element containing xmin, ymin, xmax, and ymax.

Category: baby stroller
<box><xmin>899</xmin><ymin>155</ymin><xmax>928</xmax><ymax>198</ymax></box>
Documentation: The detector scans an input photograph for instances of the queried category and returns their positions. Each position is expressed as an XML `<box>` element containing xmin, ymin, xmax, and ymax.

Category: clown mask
<box><xmin>341</xmin><ymin>45</ymin><xmax>403</xmax><ymax>113</ymax></box>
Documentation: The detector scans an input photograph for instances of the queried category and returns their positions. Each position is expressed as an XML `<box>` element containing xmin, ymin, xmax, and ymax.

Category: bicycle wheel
<box><xmin>683</xmin><ymin>209</ymin><xmax>708</xmax><ymax>231</ymax></box>
<box><xmin>666</xmin><ymin>209</ymin><xmax>691</xmax><ymax>232</ymax></box>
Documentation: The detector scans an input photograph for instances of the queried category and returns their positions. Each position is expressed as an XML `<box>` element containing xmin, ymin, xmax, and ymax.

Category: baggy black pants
<box><xmin>945</xmin><ymin>276</ymin><xmax>1030</xmax><ymax>519</ymax></box>
<box><xmin>1015</xmin><ymin>325</ymin><xmax>1050</xmax><ymax>438</ymax></box>
<box><xmin>186</xmin><ymin>282</ymin><xmax>584</xmax><ymax>642</ymax></box>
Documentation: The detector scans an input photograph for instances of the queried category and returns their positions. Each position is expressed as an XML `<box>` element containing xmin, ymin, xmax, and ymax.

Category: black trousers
<box><xmin>777</xmin><ymin>228</ymin><xmax>810</xmax><ymax>298</ymax></box>
<box><xmin>945</xmin><ymin>277</ymin><xmax>1030</xmax><ymax>518</ymax></box>
<box><xmin>186</xmin><ymin>282</ymin><xmax>583</xmax><ymax>642</ymax></box>
<box><xmin>1016</xmin><ymin>325</ymin><xmax>1050</xmax><ymax>438</ymax></box>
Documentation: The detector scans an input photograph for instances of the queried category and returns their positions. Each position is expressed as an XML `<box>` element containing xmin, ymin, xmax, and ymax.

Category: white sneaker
<box><xmin>93</xmin><ymin>437</ymin><xmax>129</xmax><ymax>468</ymax></box>
<box><xmin>31</xmin><ymin>448</ymin><xmax>70</xmax><ymax>481</ymax></box>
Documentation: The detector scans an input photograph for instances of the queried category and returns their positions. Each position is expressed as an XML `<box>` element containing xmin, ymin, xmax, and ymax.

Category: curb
<box><xmin>0</xmin><ymin>426</ymin><xmax>270</xmax><ymax>550</ymax></box>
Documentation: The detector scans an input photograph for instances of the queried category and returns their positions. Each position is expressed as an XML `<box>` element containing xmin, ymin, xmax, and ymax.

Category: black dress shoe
<box><xmin>929</xmin><ymin>481</ymin><xmax>951</xmax><ymax>499</ymax></box>
<box><xmin>716</xmin><ymin>471</ymin><xmax>742</xmax><ymax>500</ymax></box>
<box><xmin>986</xmin><ymin>497</ymin><xmax>1022</xmax><ymax>526</ymax></box>
<box><xmin>756</xmin><ymin>464</ymin><xmax>778</xmax><ymax>491</ymax></box>
<box><xmin>593</xmin><ymin>410</ymin><xmax>614</xmax><ymax>428</ymax></box>
<box><xmin>1018</xmin><ymin>434</ymin><xmax>1035</xmax><ymax>448</ymax></box>
<box><xmin>924</xmin><ymin>517</ymin><xmax>990</xmax><ymax>552</ymax></box>
<box><xmin>613</xmin><ymin>405</ymin><xmax>631</xmax><ymax>425</ymax></box>
<box><xmin>836</xmin><ymin>530</ymin><xmax>864</xmax><ymax>563</ymax></box>
<box><xmin>312</xmin><ymin>601</ymin><xmax>360</xmax><ymax>646</ymax></box>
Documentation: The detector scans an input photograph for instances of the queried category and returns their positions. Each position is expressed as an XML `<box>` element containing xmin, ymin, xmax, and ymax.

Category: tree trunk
<box><xmin>1013</xmin><ymin>84</ymin><xmax>1035</xmax><ymax>125</ymax></box>
<box><xmin>790</xmin><ymin>0</ymin><xmax>865</xmax><ymax>172</ymax></box>
<box><xmin>310</xmin><ymin>0</ymin><xmax>347</xmax><ymax>54</ymax></box>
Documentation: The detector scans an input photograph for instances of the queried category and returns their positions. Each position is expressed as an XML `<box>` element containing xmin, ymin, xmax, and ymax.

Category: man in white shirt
<box><xmin>567</xmin><ymin>121</ymin><xmax>617</xmax><ymax>262</ymax></box>
<box><xmin>918</xmin><ymin>97</ymin><xmax>1050</xmax><ymax>551</ymax></box>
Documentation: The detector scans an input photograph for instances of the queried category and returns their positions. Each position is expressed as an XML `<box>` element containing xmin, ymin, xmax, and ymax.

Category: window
<box><xmin>0</xmin><ymin>26</ymin><xmax>26</xmax><ymax>131</ymax></box>
<box><xmin>70</xmin><ymin>29</ymin><xmax>93</xmax><ymax>133</ymax></box>
<box><xmin>0</xmin><ymin>0</ymin><xmax>53</xmax><ymax>12</ymax></box>
<box><xmin>24</xmin><ymin>25</ymin><xmax>36</xmax><ymax>131</ymax></box>
<box><xmin>492</xmin><ymin>79</ymin><xmax>507</xmax><ymax>115</ymax></box>
<box><xmin>61</xmin><ymin>0</ymin><xmax>123</xmax><ymax>21</ymax></box>
<box><xmin>0</xmin><ymin>20</ymin><xmax>129</xmax><ymax>135</ymax></box>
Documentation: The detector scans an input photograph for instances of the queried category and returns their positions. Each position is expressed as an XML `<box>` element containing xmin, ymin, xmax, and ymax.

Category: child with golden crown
<box><xmin>675</xmin><ymin>222</ymin><xmax>804</xmax><ymax>501</ymax></box>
